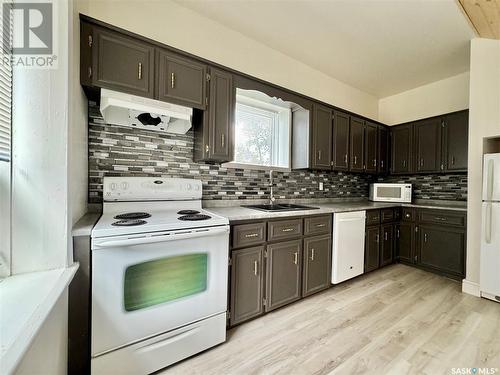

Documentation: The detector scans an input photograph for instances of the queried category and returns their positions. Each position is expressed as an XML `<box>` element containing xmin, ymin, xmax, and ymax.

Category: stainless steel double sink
<box><xmin>245</xmin><ymin>203</ymin><xmax>319</xmax><ymax>212</ymax></box>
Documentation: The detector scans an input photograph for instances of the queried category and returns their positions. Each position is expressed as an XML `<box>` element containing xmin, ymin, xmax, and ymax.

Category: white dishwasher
<box><xmin>331</xmin><ymin>210</ymin><xmax>366</xmax><ymax>284</ymax></box>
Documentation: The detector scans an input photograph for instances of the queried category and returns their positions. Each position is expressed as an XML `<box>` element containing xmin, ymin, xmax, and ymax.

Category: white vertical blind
<box><xmin>0</xmin><ymin>0</ymin><xmax>11</xmax><ymax>162</ymax></box>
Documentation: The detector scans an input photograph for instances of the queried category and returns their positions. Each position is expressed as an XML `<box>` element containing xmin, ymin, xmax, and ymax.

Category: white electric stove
<box><xmin>91</xmin><ymin>177</ymin><xmax>229</xmax><ymax>375</ymax></box>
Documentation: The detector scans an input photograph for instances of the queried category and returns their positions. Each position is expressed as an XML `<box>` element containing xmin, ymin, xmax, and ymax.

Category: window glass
<box><xmin>124</xmin><ymin>253</ymin><xmax>208</xmax><ymax>312</ymax></box>
<box><xmin>231</xmin><ymin>89</ymin><xmax>292</xmax><ymax>169</ymax></box>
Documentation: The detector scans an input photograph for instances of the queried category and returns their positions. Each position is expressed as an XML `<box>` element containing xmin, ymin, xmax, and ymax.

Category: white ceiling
<box><xmin>174</xmin><ymin>0</ymin><xmax>475</xmax><ymax>98</ymax></box>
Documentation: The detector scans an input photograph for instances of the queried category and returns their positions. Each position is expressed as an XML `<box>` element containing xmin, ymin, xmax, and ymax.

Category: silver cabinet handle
<box><xmin>205</xmin><ymin>144</ymin><xmax>210</xmax><ymax>154</ymax></box>
<box><xmin>354</xmin><ymin>155</ymin><xmax>357</xmax><ymax>165</ymax></box>
<box><xmin>402</xmin><ymin>160</ymin><xmax>407</xmax><ymax>167</ymax></box>
<box><xmin>221</xmin><ymin>134</ymin><xmax>225</xmax><ymax>148</ymax></box>
<box><xmin>451</xmin><ymin>156</ymin><xmax>455</xmax><ymax>165</ymax></box>
<box><xmin>420</xmin><ymin>158</ymin><xmax>424</xmax><ymax>167</ymax></box>
<box><xmin>316</xmin><ymin>223</ymin><xmax>326</xmax><ymax>228</ymax></box>
<box><xmin>376</xmin><ymin>234</ymin><xmax>380</xmax><ymax>243</ymax></box>
<box><xmin>384</xmin><ymin>232</ymin><xmax>388</xmax><ymax>241</ymax></box>
<box><xmin>88</xmin><ymin>66</ymin><xmax>92</xmax><ymax>78</ymax></box>
<box><xmin>424</xmin><ymin>233</ymin><xmax>428</xmax><ymax>243</ymax></box>
<box><xmin>381</xmin><ymin>160</ymin><xmax>384</xmax><ymax>168</ymax></box>
<box><xmin>282</xmin><ymin>228</ymin><xmax>294</xmax><ymax>232</ymax></box>
<box><xmin>245</xmin><ymin>233</ymin><xmax>259</xmax><ymax>238</ymax></box>
<box><xmin>344</xmin><ymin>154</ymin><xmax>348</xmax><ymax>164</ymax></box>
<box><xmin>293</xmin><ymin>252</ymin><xmax>298</xmax><ymax>265</ymax></box>
<box><xmin>310</xmin><ymin>248</ymin><xmax>315</xmax><ymax>261</ymax></box>
<box><xmin>138</xmin><ymin>63</ymin><xmax>142</xmax><ymax>80</ymax></box>
<box><xmin>397</xmin><ymin>229</ymin><xmax>400</xmax><ymax>238</ymax></box>
<box><xmin>318</xmin><ymin>150</ymin><xmax>322</xmax><ymax>160</ymax></box>
<box><xmin>171</xmin><ymin>72</ymin><xmax>175</xmax><ymax>88</ymax></box>
<box><xmin>254</xmin><ymin>260</ymin><xmax>258</xmax><ymax>276</ymax></box>
<box><xmin>373</xmin><ymin>159</ymin><xmax>377</xmax><ymax>167</ymax></box>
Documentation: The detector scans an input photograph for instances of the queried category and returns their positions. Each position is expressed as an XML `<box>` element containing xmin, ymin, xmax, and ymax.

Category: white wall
<box><xmin>80</xmin><ymin>0</ymin><xmax>379</xmax><ymax>120</ymax></box>
<box><xmin>464</xmin><ymin>39</ymin><xmax>500</xmax><ymax>294</ymax></box>
<box><xmin>14</xmin><ymin>291</ymin><xmax>68</xmax><ymax>375</ymax></box>
<box><xmin>378</xmin><ymin>72</ymin><xmax>470</xmax><ymax>125</ymax></box>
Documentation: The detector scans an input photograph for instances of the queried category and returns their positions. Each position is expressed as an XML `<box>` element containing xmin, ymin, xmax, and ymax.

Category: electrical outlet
<box><xmin>319</xmin><ymin>182</ymin><xmax>324</xmax><ymax>191</ymax></box>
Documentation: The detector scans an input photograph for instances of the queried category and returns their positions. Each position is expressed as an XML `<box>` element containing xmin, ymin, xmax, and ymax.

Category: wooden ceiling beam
<box><xmin>458</xmin><ymin>0</ymin><xmax>500</xmax><ymax>39</ymax></box>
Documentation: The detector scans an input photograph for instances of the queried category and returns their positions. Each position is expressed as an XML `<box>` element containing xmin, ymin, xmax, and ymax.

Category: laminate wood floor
<box><xmin>164</xmin><ymin>264</ymin><xmax>500</xmax><ymax>375</ymax></box>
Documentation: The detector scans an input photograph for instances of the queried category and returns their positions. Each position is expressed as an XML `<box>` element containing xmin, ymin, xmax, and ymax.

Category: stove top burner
<box><xmin>177</xmin><ymin>210</ymin><xmax>200</xmax><ymax>215</ymax></box>
<box><xmin>112</xmin><ymin>219</ymin><xmax>148</xmax><ymax>226</ymax></box>
<box><xmin>114</xmin><ymin>212</ymin><xmax>151</xmax><ymax>220</ymax></box>
<box><xmin>178</xmin><ymin>214</ymin><xmax>211</xmax><ymax>221</ymax></box>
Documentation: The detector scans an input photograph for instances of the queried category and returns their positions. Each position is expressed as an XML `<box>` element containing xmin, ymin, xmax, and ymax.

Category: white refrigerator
<box><xmin>480</xmin><ymin>153</ymin><xmax>500</xmax><ymax>302</ymax></box>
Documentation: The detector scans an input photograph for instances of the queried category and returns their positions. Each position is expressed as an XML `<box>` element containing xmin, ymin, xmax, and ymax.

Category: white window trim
<box><xmin>224</xmin><ymin>95</ymin><xmax>292</xmax><ymax>171</ymax></box>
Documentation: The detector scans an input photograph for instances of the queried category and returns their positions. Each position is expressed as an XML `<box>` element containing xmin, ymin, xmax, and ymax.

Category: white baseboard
<box><xmin>462</xmin><ymin>279</ymin><xmax>481</xmax><ymax>297</ymax></box>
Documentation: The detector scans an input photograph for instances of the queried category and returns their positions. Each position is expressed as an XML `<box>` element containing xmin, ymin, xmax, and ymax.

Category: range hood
<box><xmin>99</xmin><ymin>89</ymin><xmax>193</xmax><ymax>134</ymax></box>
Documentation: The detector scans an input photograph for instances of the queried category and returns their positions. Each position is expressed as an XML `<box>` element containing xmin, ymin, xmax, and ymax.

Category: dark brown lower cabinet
<box><xmin>380</xmin><ymin>224</ymin><xmax>394</xmax><ymax>267</ymax></box>
<box><xmin>417</xmin><ymin>225</ymin><xmax>465</xmax><ymax>278</ymax></box>
<box><xmin>266</xmin><ymin>240</ymin><xmax>303</xmax><ymax>312</ymax></box>
<box><xmin>230</xmin><ymin>246</ymin><xmax>265</xmax><ymax>326</ymax></box>
<box><xmin>365</xmin><ymin>226</ymin><xmax>380</xmax><ymax>272</ymax></box>
<box><xmin>302</xmin><ymin>234</ymin><xmax>331</xmax><ymax>297</ymax></box>
<box><xmin>396</xmin><ymin>222</ymin><xmax>415</xmax><ymax>264</ymax></box>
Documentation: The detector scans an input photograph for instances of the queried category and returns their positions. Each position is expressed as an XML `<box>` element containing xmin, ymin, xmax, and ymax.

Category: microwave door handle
<box><xmin>94</xmin><ymin>226</ymin><xmax>229</xmax><ymax>249</ymax></box>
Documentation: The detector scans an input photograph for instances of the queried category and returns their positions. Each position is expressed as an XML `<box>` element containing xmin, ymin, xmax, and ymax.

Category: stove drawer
<box><xmin>232</xmin><ymin>222</ymin><xmax>266</xmax><ymax>249</ymax></box>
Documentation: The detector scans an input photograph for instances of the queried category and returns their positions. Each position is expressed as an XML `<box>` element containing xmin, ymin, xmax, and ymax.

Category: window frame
<box><xmin>223</xmin><ymin>94</ymin><xmax>292</xmax><ymax>172</ymax></box>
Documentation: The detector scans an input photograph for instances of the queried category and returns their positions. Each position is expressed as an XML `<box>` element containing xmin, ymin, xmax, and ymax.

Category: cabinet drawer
<box><xmin>417</xmin><ymin>209</ymin><xmax>466</xmax><ymax>228</ymax></box>
<box><xmin>402</xmin><ymin>207</ymin><xmax>415</xmax><ymax>222</ymax></box>
<box><xmin>268</xmin><ymin>219</ymin><xmax>303</xmax><ymax>242</ymax></box>
<box><xmin>232</xmin><ymin>222</ymin><xmax>266</xmax><ymax>249</ymax></box>
<box><xmin>304</xmin><ymin>215</ymin><xmax>332</xmax><ymax>236</ymax></box>
<box><xmin>366</xmin><ymin>210</ymin><xmax>380</xmax><ymax>226</ymax></box>
<box><xmin>380</xmin><ymin>208</ymin><xmax>396</xmax><ymax>223</ymax></box>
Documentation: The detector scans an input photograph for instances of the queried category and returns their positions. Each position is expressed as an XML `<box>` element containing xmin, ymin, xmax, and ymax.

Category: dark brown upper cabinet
<box><xmin>311</xmin><ymin>104</ymin><xmax>333</xmax><ymax>170</ymax></box>
<box><xmin>378</xmin><ymin>125</ymin><xmax>389</xmax><ymax>174</ymax></box>
<box><xmin>230</xmin><ymin>246</ymin><xmax>265</xmax><ymax>326</ymax></box>
<box><xmin>415</xmin><ymin>118</ymin><xmax>442</xmax><ymax>173</ymax></box>
<box><xmin>156</xmin><ymin>49</ymin><xmax>208</xmax><ymax>110</ymax></box>
<box><xmin>82</xmin><ymin>25</ymin><xmax>155</xmax><ymax>98</ymax></box>
<box><xmin>265</xmin><ymin>240</ymin><xmax>303</xmax><ymax>312</ymax></box>
<box><xmin>364</xmin><ymin>121</ymin><xmax>378</xmax><ymax>174</ymax></box>
<box><xmin>350</xmin><ymin>116</ymin><xmax>365</xmax><ymax>172</ymax></box>
<box><xmin>391</xmin><ymin>124</ymin><xmax>413</xmax><ymax>174</ymax></box>
<box><xmin>442</xmin><ymin>111</ymin><xmax>468</xmax><ymax>172</ymax></box>
<box><xmin>302</xmin><ymin>234</ymin><xmax>332</xmax><ymax>297</ymax></box>
<box><xmin>194</xmin><ymin>68</ymin><xmax>234</xmax><ymax>163</ymax></box>
<box><xmin>332</xmin><ymin>111</ymin><xmax>350</xmax><ymax>171</ymax></box>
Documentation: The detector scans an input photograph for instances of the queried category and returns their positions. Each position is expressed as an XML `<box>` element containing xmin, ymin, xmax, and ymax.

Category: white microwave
<box><xmin>369</xmin><ymin>183</ymin><xmax>412</xmax><ymax>203</ymax></box>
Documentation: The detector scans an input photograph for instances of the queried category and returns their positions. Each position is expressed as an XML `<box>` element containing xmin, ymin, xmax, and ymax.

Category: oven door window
<box><xmin>124</xmin><ymin>253</ymin><xmax>208</xmax><ymax>312</ymax></box>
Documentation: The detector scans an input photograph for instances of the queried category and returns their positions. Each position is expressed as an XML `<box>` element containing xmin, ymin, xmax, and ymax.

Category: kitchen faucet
<box><xmin>269</xmin><ymin>169</ymin><xmax>276</xmax><ymax>205</ymax></box>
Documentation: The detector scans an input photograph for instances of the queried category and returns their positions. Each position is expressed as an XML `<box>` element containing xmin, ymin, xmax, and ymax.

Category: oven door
<box><xmin>91</xmin><ymin>225</ymin><xmax>229</xmax><ymax>356</ymax></box>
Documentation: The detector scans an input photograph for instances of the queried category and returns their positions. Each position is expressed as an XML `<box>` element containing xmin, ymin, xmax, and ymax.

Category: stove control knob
<box><xmin>186</xmin><ymin>184</ymin><xmax>192</xmax><ymax>190</ymax></box>
<box><xmin>195</xmin><ymin>185</ymin><xmax>200</xmax><ymax>191</ymax></box>
<box><xmin>110</xmin><ymin>183</ymin><xmax>117</xmax><ymax>191</ymax></box>
<box><xmin>121</xmin><ymin>182</ymin><xmax>129</xmax><ymax>190</ymax></box>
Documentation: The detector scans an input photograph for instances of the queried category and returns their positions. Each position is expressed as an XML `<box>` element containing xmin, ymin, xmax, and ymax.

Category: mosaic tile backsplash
<box><xmin>88</xmin><ymin>102</ymin><xmax>467</xmax><ymax>203</ymax></box>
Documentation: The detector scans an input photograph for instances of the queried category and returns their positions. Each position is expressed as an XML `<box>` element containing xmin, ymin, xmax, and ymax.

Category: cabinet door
<box><xmin>364</xmin><ymin>226</ymin><xmax>380</xmax><ymax>272</ymax></box>
<box><xmin>302</xmin><ymin>235</ymin><xmax>331</xmax><ymax>297</ymax></box>
<box><xmin>378</xmin><ymin>126</ymin><xmax>389</xmax><ymax>174</ymax></box>
<box><xmin>332</xmin><ymin>111</ymin><xmax>350</xmax><ymax>170</ymax></box>
<box><xmin>418</xmin><ymin>225</ymin><xmax>465</xmax><ymax>278</ymax></box>
<box><xmin>391</xmin><ymin>124</ymin><xmax>413</xmax><ymax>174</ymax></box>
<box><xmin>443</xmin><ymin>111</ymin><xmax>468</xmax><ymax>172</ymax></box>
<box><xmin>415</xmin><ymin>118</ymin><xmax>442</xmax><ymax>172</ymax></box>
<box><xmin>350</xmin><ymin>116</ymin><xmax>365</xmax><ymax>172</ymax></box>
<box><xmin>380</xmin><ymin>224</ymin><xmax>394</xmax><ymax>267</ymax></box>
<box><xmin>312</xmin><ymin>104</ymin><xmax>333</xmax><ymax>170</ymax></box>
<box><xmin>396</xmin><ymin>222</ymin><xmax>415</xmax><ymax>264</ymax></box>
<box><xmin>364</xmin><ymin>121</ymin><xmax>378</xmax><ymax>173</ymax></box>
<box><xmin>93</xmin><ymin>27</ymin><xmax>155</xmax><ymax>98</ymax></box>
<box><xmin>157</xmin><ymin>49</ymin><xmax>207</xmax><ymax>109</ymax></box>
<box><xmin>266</xmin><ymin>240</ymin><xmax>302</xmax><ymax>311</ymax></box>
<box><xmin>207</xmin><ymin>68</ymin><xmax>234</xmax><ymax>161</ymax></box>
<box><xmin>230</xmin><ymin>246</ymin><xmax>265</xmax><ymax>326</ymax></box>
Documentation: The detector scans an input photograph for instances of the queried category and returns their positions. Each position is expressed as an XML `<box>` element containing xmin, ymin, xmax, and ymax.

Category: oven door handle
<box><xmin>93</xmin><ymin>226</ymin><xmax>229</xmax><ymax>249</ymax></box>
